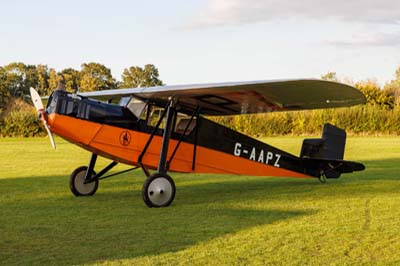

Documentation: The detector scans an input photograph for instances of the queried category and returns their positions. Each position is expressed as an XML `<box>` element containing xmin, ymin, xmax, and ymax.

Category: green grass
<box><xmin>1</xmin><ymin>137</ymin><xmax>400</xmax><ymax>265</ymax></box>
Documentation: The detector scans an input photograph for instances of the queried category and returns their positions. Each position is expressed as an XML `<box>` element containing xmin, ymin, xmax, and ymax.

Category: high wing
<box><xmin>78</xmin><ymin>79</ymin><xmax>366</xmax><ymax>116</ymax></box>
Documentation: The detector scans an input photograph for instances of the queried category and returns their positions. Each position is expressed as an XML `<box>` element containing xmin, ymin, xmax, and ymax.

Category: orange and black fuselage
<box><xmin>45</xmin><ymin>90</ymin><xmax>315</xmax><ymax>179</ymax></box>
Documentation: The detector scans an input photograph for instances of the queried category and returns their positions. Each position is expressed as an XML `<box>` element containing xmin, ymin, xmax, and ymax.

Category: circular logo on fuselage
<box><xmin>119</xmin><ymin>131</ymin><xmax>131</xmax><ymax>146</ymax></box>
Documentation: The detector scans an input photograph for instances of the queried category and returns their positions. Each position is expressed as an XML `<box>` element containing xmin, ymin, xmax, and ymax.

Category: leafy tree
<box><xmin>355</xmin><ymin>80</ymin><xmax>394</xmax><ymax>109</ymax></box>
<box><xmin>79</xmin><ymin>63</ymin><xmax>116</xmax><ymax>92</ymax></box>
<box><xmin>142</xmin><ymin>64</ymin><xmax>163</xmax><ymax>87</ymax></box>
<box><xmin>48</xmin><ymin>68</ymin><xmax>60</xmax><ymax>92</ymax></box>
<box><xmin>321</xmin><ymin>72</ymin><xmax>339</xmax><ymax>82</ymax></box>
<box><xmin>120</xmin><ymin>66</ymin><xmax>142</xmax><ymax>88</ymax></box>
<box><xmin>36</xmin><ymin>64</ymin><xmax>49</xmax><ymax>95</ymax></box>
<box><xmin>3</xmin><ymin>62</ymin><xmax>37</xmax><ymax>97</ymax></box>
<box><xmin>60</xmin><ymin>68</ymin><xmax>80</xmax><ymax>93</ymax></box>
<box><xmin>0</xmin><ymin>67</ymin><xmax>10</xmax><ymax>117</ymax></box>
<box><xmin>120</xmin><ymin>64</ymin><xmax>163</xmax><ymax>88</ymax></box>
<box><xmin>384</xmin><ymin>66</ymin><xmax>400</xmax><ymax>106</ymax></box>
<box><xmin>24</xmin><ymin>64</ymin><xmax>38</xmax><ymax>94</ymax></box>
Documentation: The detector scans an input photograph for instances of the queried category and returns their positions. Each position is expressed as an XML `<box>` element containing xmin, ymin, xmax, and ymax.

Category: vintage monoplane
<box><xmin>30</xmin><ymin>79</ymin><xmax>366</xmax><ymax>207</ymax></box>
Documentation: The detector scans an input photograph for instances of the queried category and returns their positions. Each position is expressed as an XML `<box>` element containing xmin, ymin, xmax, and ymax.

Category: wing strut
<box><xmin>192</xmin><ymin>113</ymin><xmax>199</xmax><ymax>171</ymax></box>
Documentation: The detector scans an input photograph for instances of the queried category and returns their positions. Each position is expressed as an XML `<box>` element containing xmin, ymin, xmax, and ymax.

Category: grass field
<box><xmin>1</xmin><ymin>136</ymin><xmax>400</xmax><ymax>266</ymax></box>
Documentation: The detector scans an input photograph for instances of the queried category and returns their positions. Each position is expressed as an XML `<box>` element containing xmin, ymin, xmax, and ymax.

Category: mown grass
<box><xmin>0</xmin><ymin>137</ymin><xmax>399</xmax><ymax>265</ymax></box>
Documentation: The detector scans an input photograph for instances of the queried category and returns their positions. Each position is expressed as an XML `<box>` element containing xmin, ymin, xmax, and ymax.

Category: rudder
<box><xmin>300</xmin><ymin>123</ymin><xmax>346</xmax><ymax>160</ymax></box>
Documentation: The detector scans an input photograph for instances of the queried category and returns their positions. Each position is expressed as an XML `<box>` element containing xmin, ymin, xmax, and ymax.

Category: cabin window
<box><xmin>174</xmin><ymin>113</ymin><xmax>197</xmax><ymax>135</ymax></box>
<box><xmin>146</xmin><ymin>108</ymin><xmax>197</xmax><ymax>134</ymax></box>
<box><xmin>147</xmin><ymin>106</ymin><xmax>166</xmax><ymax>128</ymax></box>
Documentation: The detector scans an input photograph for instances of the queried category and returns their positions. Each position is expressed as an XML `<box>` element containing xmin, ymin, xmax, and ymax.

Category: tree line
<box><xmin>0</xmin><ymin>62</ymin><xmax>163</xmax><ymax>136</ymax></box>
<box><xmin>0</xmin><ymin>62</ymin><xmax>162</xmax><ymax>97</ymax></box>
<box><xmin>1</xmin><ymin>62</ymin><xmax>400</xmax><ymax>137</ymax></box>
<box><xmin>211</xmin><ymin>68</ymin><xmax>400</xmax><ymax>136</ymax></box>
<box><xmin>321</xmin><ymin>71</ymin><xmax>400</xmax><ymax>109</ymax></box>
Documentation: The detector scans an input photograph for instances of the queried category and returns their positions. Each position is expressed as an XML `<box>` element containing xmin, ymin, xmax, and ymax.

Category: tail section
<box><xmin>301</xmin><ymin>123</ymin><xmax>346</xmax><ymax>160</ymax></box>
<box><xmin>300</xmin><ymin>123</ymin><xmax>365</xmax><ymax>179</ymax></box>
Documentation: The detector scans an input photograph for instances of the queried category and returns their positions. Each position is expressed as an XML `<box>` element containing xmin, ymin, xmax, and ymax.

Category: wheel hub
<box><xmin>148</xmin><ymin>177</ymin><xmax>173</xmax><ymax>206</ymax></box>
<box><xmin>75</xmin><ymin>170</ymin><xmax>97</xmax><ymax>195</ymax></box>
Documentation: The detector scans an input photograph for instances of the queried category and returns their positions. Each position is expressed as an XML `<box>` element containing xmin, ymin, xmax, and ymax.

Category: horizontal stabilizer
<box><xmin>302</xmin><ymin>158</ymin><xmax>365</xmax><ymax>178</ymax></box>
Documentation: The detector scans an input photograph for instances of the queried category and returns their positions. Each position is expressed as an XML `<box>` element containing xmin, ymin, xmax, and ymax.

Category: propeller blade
<box><xmin>30</xmin><ymin>87</ymin><xmax>56</xmax><ymax>149</ymax></box>
<box><xmin>43</xmin><ymin>120</ymin><xmax>56</xmax><ymax>150</ymax></box>
<box><xmin>30</xmin><ymin>87</ymin><xmax>44</xmax><ymax>112</ymax></box>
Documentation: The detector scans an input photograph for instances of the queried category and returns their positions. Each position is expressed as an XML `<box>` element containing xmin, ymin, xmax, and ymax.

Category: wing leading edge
<box><xmin>78</xmin><ymin>79</ymin><xmax>366</xmax><ymax>116</ymax></box>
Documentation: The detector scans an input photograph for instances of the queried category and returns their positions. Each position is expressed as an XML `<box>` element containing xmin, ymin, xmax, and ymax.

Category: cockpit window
<box><xmin>46</xmin><ymin>93</ymin><xmax>56</xmax><ymax>113</ymax></box>
<box><xmin>119</xmin><ymin>97</ymin><xmax>130</xmax><ymax>106</ymax></box>
<box><xmin>126</xmin><ymin>97</ymin><xmax>147</xmax><ymax>119</ymax></box>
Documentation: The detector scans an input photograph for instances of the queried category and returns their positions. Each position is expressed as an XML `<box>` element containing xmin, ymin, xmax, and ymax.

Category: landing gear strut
<box><xmin>69</xmin><ymin>153</ymin><xmax>138</xmax><ymax>197</ymax></box>
<box><xmin>140</xmin><ymin>99</ymin><xmax>178</xmax><ymax>208</ymax></box>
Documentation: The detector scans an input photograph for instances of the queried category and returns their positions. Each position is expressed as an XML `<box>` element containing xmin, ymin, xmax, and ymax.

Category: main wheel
<box><xmin>142</xmin><ymin>173</ymin><xmax>176</xmax><ymax>208</ymax></box>
<box><xmin>69</xmin><ymin>166</ymin><xmax>98</xmax><ymax>196</ymax></box>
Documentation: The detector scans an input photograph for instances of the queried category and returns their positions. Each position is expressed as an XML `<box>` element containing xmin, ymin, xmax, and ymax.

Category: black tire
<box><xmin>142</xmin><ymin>173</ymin><xmax>176</xmax><ymax>208</ymax></box>
<box><xmin>69</xmin><ymin>166</ymin><xmax>98</xmax><ymax>196</ymax></box>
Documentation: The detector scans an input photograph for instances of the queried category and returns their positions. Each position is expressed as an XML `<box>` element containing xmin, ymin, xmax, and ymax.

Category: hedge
<box><xmin>1</xmin><ymin>103</ymin><xmax>399</xmax><ymax>137</ymax></box>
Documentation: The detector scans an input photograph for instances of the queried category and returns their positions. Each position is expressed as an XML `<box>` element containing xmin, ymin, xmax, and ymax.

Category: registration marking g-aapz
<box><xmin>233</xmin><ymin>142</ymin><xmax>281</xmax><ymax>167</ymax></box>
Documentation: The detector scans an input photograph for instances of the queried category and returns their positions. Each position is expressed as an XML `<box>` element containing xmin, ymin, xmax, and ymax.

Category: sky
<box><xmin>0</xmin><ymin>0</ymin><xmax>399</xmax><ymax>86</ymax></box>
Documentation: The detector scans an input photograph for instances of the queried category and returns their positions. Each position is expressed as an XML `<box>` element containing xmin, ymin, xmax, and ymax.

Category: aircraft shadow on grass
<box><xmin>0</xmin><ymin>157</ymin><xmax>398</xmax><ymax>265</ymax></box>
<box><xmin>1</xmin><ymin>174</ymin><xmax>312</xmax><ymax>265</ymax></box>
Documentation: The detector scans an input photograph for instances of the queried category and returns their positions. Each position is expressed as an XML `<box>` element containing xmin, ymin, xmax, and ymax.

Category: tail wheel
<box><xmin>142</xmin><ymin>173</ymin><xmax>176</xmax><ymax>208</ymax></box>
<box><xmin>69</xmin><ymin>166</ymin><xmax>98</xmax><ymax>196</ymax></box>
